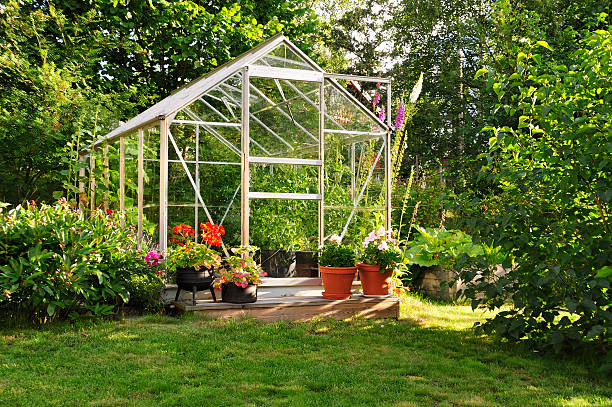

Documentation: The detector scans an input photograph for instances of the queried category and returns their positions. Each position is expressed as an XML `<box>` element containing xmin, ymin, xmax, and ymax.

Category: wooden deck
<box><xmin>173</xmin><ymin>295</ymin><xmax>399</xmax><ymax>321</ymax></box>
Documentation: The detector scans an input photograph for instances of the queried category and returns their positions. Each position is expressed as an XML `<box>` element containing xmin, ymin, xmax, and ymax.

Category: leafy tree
<box><xmin>0</xmin><ymin>1</ymin><xmax>131</xmax><ymax>203</ymax></box>
<box><xmin>458</xmin><ymin>27</ymin><xmax>611</xmax><ymax>368</ymax></box>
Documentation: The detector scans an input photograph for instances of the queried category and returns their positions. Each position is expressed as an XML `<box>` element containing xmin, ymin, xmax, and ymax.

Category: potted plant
<box><xmin>404</xmin><ymin>227</ymin><xmax>489</xmax><ymax>299</ymax></box>
<box><xmin>167</xmin><ymin>222</ymin><xmax>224</xmax><ymax>305</ymax></box>
<box><xmin>215</xmin><ymin>245</ymin><xmax>265</xmax><ymax>303</ymax></box>
<box><xmin>358</xmin><ymin>227</ymin><xmax>404</xmax><ymax>296</ymax></box>
<box><xmin>318</xmin><ymin>234</ymin><xmax>357</xmax><ymax>300</ymax></box>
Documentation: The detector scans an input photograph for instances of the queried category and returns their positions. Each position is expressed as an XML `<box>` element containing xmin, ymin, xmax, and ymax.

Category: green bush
<box><xmin>0</xmin><ymin>199</ymin><xmax>163</xmax><ymax>321</ymax></box>
<box><xmin>460</xmin><ymin>28</ymin><xmax>611</xmax><ymax>369</ymax></box>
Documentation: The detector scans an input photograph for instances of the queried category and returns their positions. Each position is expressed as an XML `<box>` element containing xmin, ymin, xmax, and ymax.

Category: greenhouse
<box><xmin>80</xmin><ymin>33</ymin><xmax>393</xmax><ymax>274</ymax></box>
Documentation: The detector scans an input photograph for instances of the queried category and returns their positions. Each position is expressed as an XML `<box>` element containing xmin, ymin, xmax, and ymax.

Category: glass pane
<box><xmin>324</xmin><ymin>79</ymin><xmax>384</xmax><ymax>134</ymax></box>
<box><xmin>249</xmin><ymin>77</ymin><xmax>320</xmax><ymax>158</ymax></box>
<box><xmin>252</xmin><ymin>43</ymin><xmax>315</xmax><ymax>71</ymax></box>
<box><xmin>124</xmin><ymin>133</ymin><xmax>139</xmax><ymax>233</ymax></box>
<box><xmin>143</xmin><ymin>126</ymin><xmax>160</xmax><ymax>244</ymax></box>
<box><xmin>250</xmin><ymin>199</ymin><xmax>318</xmax><ymax>272</ymax></box>
<box><xmin>249</xmin><ymin>163</ymin><xmax>318</xmax><ymax>195</ymax></box>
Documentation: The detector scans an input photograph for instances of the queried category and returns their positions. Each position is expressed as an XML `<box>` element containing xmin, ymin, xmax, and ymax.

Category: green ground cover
<box><xmin>0</xmin><ymin>295</ymin><xmax>610</xmax><ymax>407</ymax></box>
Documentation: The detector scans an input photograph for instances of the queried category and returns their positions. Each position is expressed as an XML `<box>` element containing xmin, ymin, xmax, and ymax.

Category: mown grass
<box><xmin>0</xmin><ymin>294</ymin><xmax>610</xmax><ymax>407</ymax></box>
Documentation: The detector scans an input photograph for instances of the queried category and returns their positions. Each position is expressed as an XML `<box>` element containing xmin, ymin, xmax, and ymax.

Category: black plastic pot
<box><xmin>296</xmin><ymin>251</ymin><xmax>318</xmax><ymax>277</ymax></box>
<box><xmin>258</xmin><ymin>249</ymin><xmax>296</xmax><ymax>278</ymax></box>
<box><xmin>221</xmin><ymin>283</ymin><xmax>257</xmax><ymax>303</ymax></box>
<box><xmin>175</xmin><ymin>267</ymin><xmax>216</xmax><ymax>305</ymax></box>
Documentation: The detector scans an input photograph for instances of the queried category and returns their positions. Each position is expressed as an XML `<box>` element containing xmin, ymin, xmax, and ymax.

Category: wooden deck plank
<box><xmin>173</xmin><ymin>295</ymin><xmax>399</xmax><ymax>321</ymax></box>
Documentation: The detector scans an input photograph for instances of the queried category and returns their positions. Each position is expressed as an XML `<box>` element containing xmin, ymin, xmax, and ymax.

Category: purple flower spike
<box><xmin>395</xmin><ymin>101</ymin><xmax>406</xmax><ymax>129</ymax></box>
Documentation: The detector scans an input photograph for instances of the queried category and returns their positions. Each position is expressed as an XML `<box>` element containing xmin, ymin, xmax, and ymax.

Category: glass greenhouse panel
<box><xmin>324</xmin><ymin>79</ymin><xmax>384</xmax><ymax>134</ymax></box>
<box><xmin>251</xmin><ymin>43</ymin><xmax>315</xmax><ymax>71</ymax></box>
<box><xmin>142</xmin><ymin>126</ymin><xmax>160</xmax><ymax>243</ymax></box>
<box><xmin>124</xmin><ymin>133</ymin><xmax>139</xmax><ymax>231</ymax></box>
<box><xmin>249</xmin><ymin>77</ymin><xmax>320</xmax><ymax>158</ymax></box>
<box><xmin>250</xmin><ymin>199</ymin><xmax>318</xmax><ymax>254</ymax></box>
<box><xmin>249</xmin><ymin>163</ymin><xmax>319</xmax><ymax>195</ymax></box>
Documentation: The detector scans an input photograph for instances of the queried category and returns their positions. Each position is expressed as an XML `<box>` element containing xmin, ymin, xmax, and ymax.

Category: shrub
<box><xmin>0</xmin><ymin>199</ymin><xmax>163</xmax><ymax>321</ymax></box>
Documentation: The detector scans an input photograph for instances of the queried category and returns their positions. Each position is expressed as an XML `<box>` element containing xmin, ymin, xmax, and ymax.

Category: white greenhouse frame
<box><xmin>80</xmin><ymin>34</ymin><xmax>393</xmax><ymax>255</ymax></box>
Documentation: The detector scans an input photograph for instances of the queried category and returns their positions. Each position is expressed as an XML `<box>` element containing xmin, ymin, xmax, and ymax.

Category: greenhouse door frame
<box><xmin>240</xmin><ymin>65</ymin><xmax>326</xmax><ymax>248</ymax></box>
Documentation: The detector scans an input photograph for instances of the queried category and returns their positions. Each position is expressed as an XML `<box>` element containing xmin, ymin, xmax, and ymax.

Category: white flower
<box><xmin>329</xmin><ymin>234</ymin><xmax>342</xmax><ymax>245</ymax></box>
<box><xmin>378</xmin><ymin>241</ymin><xmax>389</xmax><ymax>251</ymax></box>
<box><xmin>375</xmin><ymin>226</ymin><xmax>386</xmax><ymax>237</ymax></box>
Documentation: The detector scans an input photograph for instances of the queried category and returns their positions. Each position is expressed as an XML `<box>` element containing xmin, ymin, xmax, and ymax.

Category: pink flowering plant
<box><xmin>361</xmin><ymin>226</ymin><xmax>405</xmax><ymax>272</ymax></box>
<box><xmin>144</xmin><ymin>250</ymin><xmax>165</xmax><ymax>277</ymax></box>
<box><xmin>213</xmin><ymin>246</ymin><xmax>265</xmax><ymax>290</ymax></box>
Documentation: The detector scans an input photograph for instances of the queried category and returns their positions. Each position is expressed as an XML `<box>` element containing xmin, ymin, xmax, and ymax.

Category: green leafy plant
<box><xmin>405</xmin><ymin>227</ymin><xmax>487</xmax><ymax>268</ymax></box>
<box><xmin>166</xmin><ymin>243</ymin><xmax>222</xmax><ymax>271</ymax></box>
<box><xmin>460</xmin><ymin>27</ymin><xmax>611</xmax><ymax>366</ymax></box>
<box><xmin>0</xmin><ymin>199</ymin><xmax>150</xmax><ymax>321</ymax></box>
<box><xmin>318</xmin><ymin>235</ymin><xmax>356</xmax><ymax>268</ymax></box>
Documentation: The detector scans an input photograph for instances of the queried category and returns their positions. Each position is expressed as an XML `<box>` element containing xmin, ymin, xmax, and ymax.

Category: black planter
<box><xmin>221</xmin><ymin>283</ymin><xmax>257</xmax><ymax>303</ymax></box>
<box><xmin>175</xmin><ymin>267</ymin><xmax>216</xmax><ymax>305</ymax></box>
<box><xmin>258</xmin><ymin>249</ymin><xmax>295</xmax><ymax>278</ymax></box>
<box><xmin>296</xmin><ymin>251</ymin><xmax>318</xmax><ymax>277</ymax></box>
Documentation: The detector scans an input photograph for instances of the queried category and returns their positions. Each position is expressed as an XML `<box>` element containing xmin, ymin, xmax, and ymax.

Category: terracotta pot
<box><xmin>357</xmin><ymin>263</ymin><xmax>392</xmax><ymax>296</ymax></box>
<box><xmin>319</xmin><ymin>265</ymin><xmax>357</xmax><ymax>300</ymax></box>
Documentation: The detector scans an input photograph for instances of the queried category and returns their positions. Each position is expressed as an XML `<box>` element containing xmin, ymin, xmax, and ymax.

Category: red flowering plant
<box><xmin>166</xmin><ymin>222</ymin><xmax>224</xmax><ymax>272</ymax></box>
<box><xmin>168</xmin><ymin>223</ymin><xmax>195</xmax><ymax>246</ymax></box>
<box><xmin>213</xmin><ymin>245</ymin><xmax>265</xmax><ymax>290</ymax></box>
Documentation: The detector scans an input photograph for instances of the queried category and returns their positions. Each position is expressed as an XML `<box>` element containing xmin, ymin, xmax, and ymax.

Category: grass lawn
<box><xmin>0</xmin><ymin>294</ymin><xmax>610</xmax><ymax>407</ymax></box>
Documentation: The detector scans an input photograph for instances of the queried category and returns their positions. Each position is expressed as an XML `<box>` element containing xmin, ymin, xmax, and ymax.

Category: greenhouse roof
<box><xmin>92</xmin><ymin>33</ymin><xmax>390</xmax><ymax>150</ymax></box>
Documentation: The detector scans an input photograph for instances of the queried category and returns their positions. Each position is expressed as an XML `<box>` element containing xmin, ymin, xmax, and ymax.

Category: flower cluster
<box><xmin>372</xmin><ymin>92</ymin><xmax>381</xmax><ymax>108</ymax></box>
<box><xmin>361</xmin><ymin>227</ymin><xmax>404</xmax><ymax>271</ymax></box>
<box><xmin>199</xmin><ymin>222</ymin><xmax>224</xmax><ymax>246</ymax></box>
<box><xmin>363</xmin><ymin>227</ymin><xmax>396</xmax><ymax>249</ymax></box>
<box><xmin>377</xmin><ymin>106</ymin><xmax>385</xmax><ymax>122</ymax></box>
<box><xmin>144</xmin><ymin>250</ymin><xmax>162</xmax><ymax>267</ymax></box>
<box><xmin>169</xmin><ymin>223</ymin><xmax>195</xmax><ymax>246</ymax></box>
<box><xmin>214</xmin><ymin>246</ymin><xmax>265</xmax><ymax>290</ymax></box>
